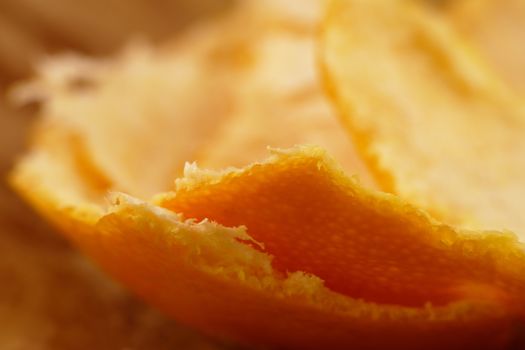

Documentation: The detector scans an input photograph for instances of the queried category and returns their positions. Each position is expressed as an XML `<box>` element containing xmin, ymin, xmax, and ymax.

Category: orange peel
<box><xmin>321</xmin><ymin>0</ymin><xmax>525</xmax><ymax>238</ymax></box>
<box><xmin>445</xmin><ymin>0</ymin><xmax>525</xmax><ymax>92</ymax></box>
<box><xmin>9</xmin><ymin>0</ymin><xmax>525</xmax><ymax>348</ymax></box>
<box><xmin>11</xmin><ymin>134</ymin><xmax>525</xmax><ymax>348</ymax></box>
<box><xmin>10</xmin><ymin>0</ymin><xmax>372</xmax><ymax>198</ymax></box>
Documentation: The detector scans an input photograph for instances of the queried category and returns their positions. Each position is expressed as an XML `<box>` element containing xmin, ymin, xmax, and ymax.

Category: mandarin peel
<box><xmin>11</xmin><ymin>0</ymin><xmax>373</xmax><ymax>198</ymax></box>
<box><xmin>8</xmin><ymin>0</ymin><xmax>525</xmax><ymax>348</ymax></box>
<box><xmin>11</xmin><ymin>138</ymin><xmax>525</xmax><ymax>348</ymax></box>
<box><xmin>320</xmin><ymin>0</ymin><xmax>525</xmax><ymax>236</ymax></box>
<box><xmin>445</xmin><ymin>0</ymin><xmax>525</xmax><ymax>92</ymax></box>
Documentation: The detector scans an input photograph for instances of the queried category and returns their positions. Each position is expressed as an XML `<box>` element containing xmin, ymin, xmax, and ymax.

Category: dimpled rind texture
<box><xmin>11</xmin><ymin>141</ymin><xmax>525</xmax><ymax>349</ymax></box>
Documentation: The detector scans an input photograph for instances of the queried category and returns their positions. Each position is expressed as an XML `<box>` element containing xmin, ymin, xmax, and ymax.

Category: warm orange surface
<box><xmin>8</xmin><ymin>0</ymin><xmax>525</xmax><ymax>349</ymax></box>
<box><xmin>161</xmin><ymin>147</ymin><xmax>525</xmax><ymax>309</ymax></box>
<box><xmin>321</xmin><ymin>0</ymin><xmax>525</xmax><ymax>238</ymax></box>
<box><xmin>12</xmin><ymin>140</ymin><xmax>525</xmax><ymax>348</ymax></box>
<box><xmin>11</xmin><ymin>0</ymin><xmax>372</xmax><ymax>199</ymax></box>
<box><xmin>447</xmin><ymin>0</ymin><xmax>525</xmax><ymax>92</ymax></box>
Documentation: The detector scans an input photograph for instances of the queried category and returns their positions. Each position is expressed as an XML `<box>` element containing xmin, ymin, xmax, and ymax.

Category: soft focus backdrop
<box><xmin>0</xmin><ymin>1</ymin><xmax>238</xmax><ymax>349</ymax></box>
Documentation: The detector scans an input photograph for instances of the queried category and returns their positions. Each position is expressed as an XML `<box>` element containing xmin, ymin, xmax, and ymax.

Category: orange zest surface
<box><xmin>9</xmin><ymin>0</ymin><xmax>525</xmax><ymax>348</ymax></box>
<box><xmin>161</xmin><ymin>147</ymin><xmax>525</xmax><ymax>309</ymax></box>
<box><xmin>321</xmin><ymin>0</ymin><xmax>525</xmax><ymax>238</ymax></box>
<box><xmin>11</xmin><ymin>138</ymin><xmax>525</xmax><ymax>348</ymax></box>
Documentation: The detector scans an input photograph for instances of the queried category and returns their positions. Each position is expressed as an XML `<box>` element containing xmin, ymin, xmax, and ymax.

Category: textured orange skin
<box><xmin>320</xmin><ymin>0</ymin><xmax>525</xmax><ymax>241</ymax></box>
<box><xmin>12</xmin><ymin>144</ymin><xmax>525</xmax><ymax>349</ymax></box>
<box><xmin>61</xmin><ymin>215</ymin><xmax>514</xmax><ymax>350</ymax></box>
<box><xmin>8</xmin><ymin>1</ymin><xmax>525</xmax><ymax>346</ymax></box>
<box><xmin>163</xmin><ymin>156</ymin><xmax>516</xmax><ymax>307</ymax></box>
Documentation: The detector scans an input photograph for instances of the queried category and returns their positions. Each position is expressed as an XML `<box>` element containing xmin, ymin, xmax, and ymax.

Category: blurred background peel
<box><xmin>0</xmin><ymin>1</ymin><xmax>237</xmax><ymax>349</ymax></box>
<box><xmin>1</xmin><ymin>0</ymin><xmax>525</xmax><ymax>349</ymax></box>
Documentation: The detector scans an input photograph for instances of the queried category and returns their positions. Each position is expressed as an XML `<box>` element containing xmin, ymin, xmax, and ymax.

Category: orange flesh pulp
<box><xmin>160</xmin><ymin>149</ymin><xmax>525</xmax><ymax>309</ymax></box>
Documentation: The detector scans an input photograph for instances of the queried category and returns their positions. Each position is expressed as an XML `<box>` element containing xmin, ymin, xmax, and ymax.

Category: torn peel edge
<box><xmin>102</xmin><ymin>191</ymin><xmax>524</xmax><ymax>319</ymax></box>
<box><xmin>9</xmin><ymin>142</ymin><xmax>525</xmax><ymax>323</ymax></box>
<box><xmin>158</xmin><ymin>146</ymin><xmax>525</xmax><ymax>309</ymax></box>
